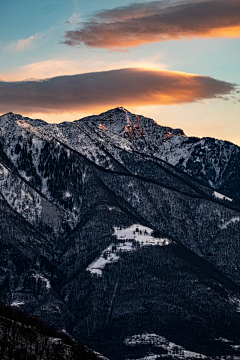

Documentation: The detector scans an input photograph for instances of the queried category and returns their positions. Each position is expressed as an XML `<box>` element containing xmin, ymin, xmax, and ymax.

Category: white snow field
<box><xmin>124</xmin><ymin>333</ymin><xmax>207</xmax><ymax>359</ymax></box>
<box><xmin>87</xmin><ymin>224</ymin><xmax>171</xmax><ymax>276</ymax></box>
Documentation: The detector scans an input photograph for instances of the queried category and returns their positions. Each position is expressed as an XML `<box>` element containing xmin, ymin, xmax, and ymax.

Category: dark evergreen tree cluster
<box><xmin>0</xmin><ymin>303</ymin><xmax>98</xmax><ymax>360</ymax></box>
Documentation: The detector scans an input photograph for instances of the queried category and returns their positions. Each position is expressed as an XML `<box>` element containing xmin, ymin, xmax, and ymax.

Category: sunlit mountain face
<box><xmin>0</xmin><ymin>108</ymin><xmax>240</xmax><ymax>359</ymax></box>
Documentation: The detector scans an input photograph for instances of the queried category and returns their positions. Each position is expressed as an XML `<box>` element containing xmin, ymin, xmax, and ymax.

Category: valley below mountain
<box><xmin>0</xmin><ymin>108</ymin><xmax>240</xmax><ymax>359</ymax></box>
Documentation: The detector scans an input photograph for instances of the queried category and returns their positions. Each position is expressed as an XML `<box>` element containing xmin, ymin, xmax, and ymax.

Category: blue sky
<box><xmin>0</xmin><ymin>0</ymin><xmax>239</xmax><ymax>144</ymax></box>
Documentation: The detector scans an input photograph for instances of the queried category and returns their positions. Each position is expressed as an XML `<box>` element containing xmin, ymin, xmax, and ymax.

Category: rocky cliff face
<box><xmin>0</xmin><ymin>109</ymin><xmax>240</xmax><ymax>359</ymax></box>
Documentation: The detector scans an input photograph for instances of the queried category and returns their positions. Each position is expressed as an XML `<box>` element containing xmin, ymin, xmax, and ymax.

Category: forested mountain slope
<box><xmin>0</xmin><ymin>109</ymin><xmax>240</xmax><ymax>359</ymax></box>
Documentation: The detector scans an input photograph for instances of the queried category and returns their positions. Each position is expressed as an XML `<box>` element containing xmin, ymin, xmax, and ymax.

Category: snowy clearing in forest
<box><xmin>114</xmin><ymin>224</ymin><xmax>171</xmax><ymax>247</ymax></box>
<box><xmin>87</xmin><ymin>225</ymin><xmax>171</xmax><ymax>276</ymax></box>
<box><xmin>87</xmin><ymin>244</ymin><xmax>120</xmax><ymax>276</ymax></box>
<box><xmin>124</xmin><ymin>333</ymin><xmax>207</xmax><ymax>359</ymax></box>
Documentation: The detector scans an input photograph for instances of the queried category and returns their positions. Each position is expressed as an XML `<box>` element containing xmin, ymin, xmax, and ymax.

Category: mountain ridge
<box><xmin>2</xmin><ymin>107</ymin><xmax>240</xmax><ymax>195</ymax></box>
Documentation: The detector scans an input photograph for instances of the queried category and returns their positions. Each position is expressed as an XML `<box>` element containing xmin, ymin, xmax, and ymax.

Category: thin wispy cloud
<box><xmin>65</xmin><ymin>13</ymin><xmax>82</xmax><ymax>27</ymax></box>
<box><xmin>0</xmin><ymin>68</ymin><xmax>236</xmax><ymax>115</ymax></box>
<box><xmin>0</xmin><ymin>55</ymin><xmax>168</xmax><ymax>82</ymax></box>
<box><xmin>0</xmin><ymin>60</ymin><xmax>87</xmax><ymax>82</ymax></box>
<box><xmin>62</xmin><ymin>0</ymin><xmax>240</xmax><ymax>50</ymax></box>
<box><xmin>5</xmin><ymin>33</ymin><xmax>43</xmax><ymax>53</ymax></box>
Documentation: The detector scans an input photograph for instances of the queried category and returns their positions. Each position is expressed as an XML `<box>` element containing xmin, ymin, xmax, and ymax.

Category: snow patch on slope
<box><xmin>32</xmin><ymin>273</ymin><xmax>51</xmax><ymax>290</ymax></box>
<box><xmin>10</xmin><ymin>301</ymin><xmax>25</xmax><ymax>307</ymax></box>
<box><xmin>220</xmin><ymin>217</ymin><xmax>240</xmax><ymax>229</ymax></box>
<box><xmin>87</xmin><ymin>244</ymin><xmax>120</xmax><ymax>276</ymax></box>
<box><xmin>124</xmin><ymin>333</ymin><xmax>207</xmax><ymax>359</ymax></box>
<box><xmin>213</xmin><ymin>191</ymin><xmax>233</xmax><ymax>202</ymax></box>
<box><xmin>229</xmin><ymin>296</ymin><xmax>240</xmax><ymax>312</ymax></box>
<box><xmin>87</xmin><ymin>225</ymin><xmax>171</xmax><ymax>276</ymax></box>
<box><xmin>114</xmin><ymin>224</ymin><xmax>171</xmax><ymax>246</ymax></box>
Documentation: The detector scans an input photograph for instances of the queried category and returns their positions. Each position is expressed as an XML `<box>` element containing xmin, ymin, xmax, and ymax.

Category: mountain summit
<box><xmin>78</xmin><ymin>106</ymin><xmax>185</xmax><ymax>144</ymax></box>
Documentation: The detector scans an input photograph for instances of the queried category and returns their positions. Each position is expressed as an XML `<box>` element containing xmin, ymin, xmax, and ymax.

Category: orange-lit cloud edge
<box><xmin>64</xmin><ymin>26</ymin><xmax>240</xmax><ymax>50</ymax></box>
<box><xmin>62</xmin><ymin>0</ymin><xmax>240</xmax><ymax>49</ymax></box>
<box><xmin>0</xmin><ymin>68</ymin><xmax>236</xmax><ymax>118</ymax></box>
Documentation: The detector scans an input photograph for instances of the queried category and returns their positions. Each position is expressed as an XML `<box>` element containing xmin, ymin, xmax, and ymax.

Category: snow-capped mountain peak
<box><xmin>1</xmin><ymin>108</ymin><xmax>240</xmax><ymax>203</ymax></box>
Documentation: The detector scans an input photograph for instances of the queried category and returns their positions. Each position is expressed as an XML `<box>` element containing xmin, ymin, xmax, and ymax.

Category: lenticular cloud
<box><xmin>0</xmin><ymin>68</ymin><xmax>236</xmax><ymax>115</ymax></box>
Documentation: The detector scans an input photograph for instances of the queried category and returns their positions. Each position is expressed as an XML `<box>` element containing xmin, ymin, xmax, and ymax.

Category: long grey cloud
<box><xmin>62</xmin><ymin>0</ymin><xmax>240</xmax><ymax>49</ymax></box>
<box><xmin>0</xmin><ymin>68</ymin><xmax>236</xmax><ymax>114</ymax></box>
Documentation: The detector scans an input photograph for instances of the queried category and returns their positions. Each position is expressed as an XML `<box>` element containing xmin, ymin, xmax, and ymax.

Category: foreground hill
<box><xmin>0</xmin><ymin>303</ymin><xmax>99</xmax><ymax>360</ymax></box>
<box><xmin>0</xmin><ymin>109</ymin><xmax>240</xmax><ymax>359</ymax></box>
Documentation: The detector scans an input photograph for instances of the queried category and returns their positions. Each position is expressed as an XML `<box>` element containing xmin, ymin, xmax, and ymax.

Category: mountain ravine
<box><xmin>0</xmin><ymin>108</ymin><xmax>240</xmax><ymax>359</ymax></box>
